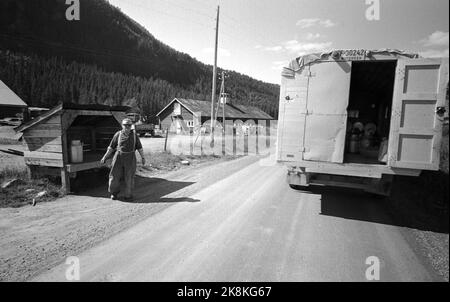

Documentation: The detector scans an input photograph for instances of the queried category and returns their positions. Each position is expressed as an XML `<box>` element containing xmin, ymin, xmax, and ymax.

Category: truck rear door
<box><xmin>388</xmin><ymin>58</ymin><xmax>448</xmax><ymax>170</ymax></box>
<box><xmin>303</xmin><ymin>61</ymin><xmax>352</xmax><ymax>163</ymax></box>
<box><xmin>277</xmin><ymin>66</ymin><xmax>310</xmax><ymax>161</ymax></box>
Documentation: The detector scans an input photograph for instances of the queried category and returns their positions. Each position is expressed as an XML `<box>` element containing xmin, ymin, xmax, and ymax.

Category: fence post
<box><xmin>164</xmin><ymin>128</ymin><xmax>169</xmax><ymax>152</ymax></box>
<box><xmin>233</xmin><ymin>126</ymin><xmax>236</xmax><ymax>156</ymax></box>
<box><xmin>244</xmin><ymin>131</ymin><xmax>248</xmax><ymax>155</ymax></box>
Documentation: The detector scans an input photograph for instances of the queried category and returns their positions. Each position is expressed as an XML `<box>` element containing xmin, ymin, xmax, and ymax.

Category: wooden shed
<box><xmin>16</xmin><ymin>103</ymin><xmax>129</xmax><ymax>193</ymax></box>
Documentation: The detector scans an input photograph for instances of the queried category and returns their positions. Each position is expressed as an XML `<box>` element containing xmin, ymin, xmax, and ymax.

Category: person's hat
<box><xmin>122</xmin><ymin>118</ymin><xmax>133</xmax><ymax>125</ymax></box>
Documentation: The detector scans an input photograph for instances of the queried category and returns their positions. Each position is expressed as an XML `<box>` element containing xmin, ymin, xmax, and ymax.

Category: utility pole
<box><xmin>210</xmin><ymin>5</ymin><xmax>220</xmax><ymax>146</ymax></box>
<box><xmin>221</xmin><ymin>71</ymin><xmax>226</xmax><ymax>134</ymax></box>
<box><xmin>214</xmin><ymin>71</ymin><xmax>225</xmax><ymax>126</ymax></box>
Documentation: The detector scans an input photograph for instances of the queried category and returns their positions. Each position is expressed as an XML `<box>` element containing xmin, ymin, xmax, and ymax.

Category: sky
<box><xmin>107</xmin><ymin>0</ymin><xmax>449</xmax><ymax>85</ymax></box>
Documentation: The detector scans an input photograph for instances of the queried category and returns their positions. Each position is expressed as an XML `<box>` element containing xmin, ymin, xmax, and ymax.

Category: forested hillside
<box><xmin>0</xmin><ymin>0</ymin><xmax>279</xmax><ymax>120</ymax></box>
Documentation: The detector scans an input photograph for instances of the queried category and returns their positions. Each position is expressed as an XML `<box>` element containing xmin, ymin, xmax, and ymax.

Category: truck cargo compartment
<box><xmin>277</xmin><ymin>49</ymin><xmax>448</xmax><ymax>187</ymax></box>
<box><xmin>344</xmin><ymin>61</ymin><xmax>397</xmax><ymax>165</ymax></box>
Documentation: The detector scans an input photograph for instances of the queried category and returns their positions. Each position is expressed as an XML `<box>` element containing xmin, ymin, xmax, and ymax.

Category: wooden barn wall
<box><xmin>160</xmin><ymin>102</ymin><xmax>194</xmax><ymax>130</ymax></box>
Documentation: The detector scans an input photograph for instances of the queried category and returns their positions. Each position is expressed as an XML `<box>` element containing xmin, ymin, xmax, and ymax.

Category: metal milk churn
<box><xmin>349</xmin><ymin>132</ymin><xmax>360</xmax><ymax>154</ymax></box>
<box><xmin>70</xmin><ymin>140</ymin><xmax>83</xmax><ymax>163</ymax></box>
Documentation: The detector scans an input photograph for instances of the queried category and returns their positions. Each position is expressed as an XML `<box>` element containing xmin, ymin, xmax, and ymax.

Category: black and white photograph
<box><xmin>0</xmin><ymin>0</ymin><xmax>448</xmax><ymax>287</ymax></box>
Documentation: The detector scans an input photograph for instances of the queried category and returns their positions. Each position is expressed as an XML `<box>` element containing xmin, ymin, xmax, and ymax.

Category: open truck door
<box><xmin>278</xmin><ymin>60</ymin><xmax>353</xmax><ymax>163</ymax></box>
<box><xmin>303</xmin><ymin>61</ymin><xmax>352</xmax><ymax>163</ymax></box>
<box><xmin>388</xmin><ymin>58</ymin><xmax>449</xmax><ymax>170</ymax></box>
<box><xmin>277</xmin><ymin>66</ymin><xmax>309</xmax><ymax>162</ymax></box>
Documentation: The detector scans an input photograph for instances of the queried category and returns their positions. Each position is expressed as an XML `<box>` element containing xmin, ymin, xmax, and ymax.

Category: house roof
<box><xmin>157</xmin><ymin>98</ymin><xmax>274</xmax><ymax>120</ymax></box>
<box><xmin>0</xmin><ymin>80</ymin><xmax>27</xmax><ymax>107</ymax></box>
<box><xmin>16</xmin><ymin>102</ymin><xmax>130</xmax><ymax>132</ymax></box>
<box><xmin>230</xmin><ymin>104</ymin><xmax>273</xmax><ymax>119</ymax></box>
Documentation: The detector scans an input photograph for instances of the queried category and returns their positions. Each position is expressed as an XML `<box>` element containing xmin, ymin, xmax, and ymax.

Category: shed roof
<box><xmin>157</xmin><ymin>98</ymin><xmax>274</xmax><ymax>120</ymax></box>
<box><xmin>16</xmin><ymin>102</ymin><xmax>130</xmax><ymax>132</ymax></box>
<box><xmin>0</xmin><ymin>80</ymin><xmax>27</xmax><ymax>107</ymax></box>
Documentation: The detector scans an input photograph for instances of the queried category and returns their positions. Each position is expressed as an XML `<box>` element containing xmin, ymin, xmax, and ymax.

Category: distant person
<box><xmin>101</xmin><ymin>118</ymin><xmax>146</xmax><ymax>201</ymax></box>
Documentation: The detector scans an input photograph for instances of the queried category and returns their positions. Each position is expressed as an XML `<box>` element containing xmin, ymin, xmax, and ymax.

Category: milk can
<box><xmin>349</xmin><ymin>133</ymin><xmax>360</xmax><ymax>154</ymax></box>
<box><xmin>70</xmin><ymin>140</ymin><xmax>83</xmax><ymax>163</ymax></box>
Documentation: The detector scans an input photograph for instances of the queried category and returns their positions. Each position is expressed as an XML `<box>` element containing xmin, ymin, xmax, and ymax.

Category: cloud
<box><xmin>305</xmin><ymin>33</ymin><xmax>321</xmax><ymax>40</ymax></box>
<box><xmin>321</xmin><ymin>19</ymin><xmax>336</xmax><ymax>28</ymax></box>
<box><xmin>420</xmin><ymin>31</ymin><xmax>449</xmax><ymax>47</ymax></box>
<box><xmin>255</xmin><ymin>39</ymin><xmax>333</xmax><ymax>55</ymax></box>
<box><xmin>419</xmin><ymin>49</ymin><xmax>449</xmax><ymax>58</ymax></box>
<box><xmin>417</xmin><ymin>31</ymin><xmax>449</xmax><ymax>58</ymax></box>
<box><xmin>254</xmin><ymin>45</ymin><xmax>263</xmax><ymax>49</ymax></box>
<box><xmin>296</xmin><ymin>18</ymin><xmax>336</xmax><ymax>28</ymax></box>
<box><xmin>283</xmin><ymin>40</ymin><xmax>333</xmax><ymax>55</ymax></box>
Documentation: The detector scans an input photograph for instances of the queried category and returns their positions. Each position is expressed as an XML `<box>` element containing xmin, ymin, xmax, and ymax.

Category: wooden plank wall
<box><xmin>22</xmin><ymin>113</ymin><xmax>64</xmax><ymax>167</ymax></box>
<box><xmin>66</xmin><ymin>120</ymin><xmax>119</xmax><ymax>153</ymax></box>
<box><xmin>160</xmin><ymin>103</ymin><xmax>195</xmax><ymax>131</ymax></box>
<box><xmin>95</xmin><ymin>126</ymin><xmax>118</xmax><ymax>151</ymax></box>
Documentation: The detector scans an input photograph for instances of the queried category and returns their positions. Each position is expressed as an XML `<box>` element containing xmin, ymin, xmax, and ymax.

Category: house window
<box><xmin>173</xmin><ymin>103</ymin><xmax>181</xmax><ymax>116</ymax></box>
<box><xmin>186</xmin><ymin>120</ymin><xmax>194</xmax><ymax>127</ymax></box>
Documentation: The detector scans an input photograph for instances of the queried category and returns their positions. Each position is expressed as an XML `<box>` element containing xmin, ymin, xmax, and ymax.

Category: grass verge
<box><xmin>0</xmin><ymin>178</ymin><xmax>64</xmax><ymax>208</ymax></box>
<box><xmin>1</xmin><ymin>151</ymin><xmax>238</xmax><ymax>207</ymax></box>
<box><xmin>138</xmin><ymin>151</ymin><xmax>238</xmax><ymax>173</ymax></box>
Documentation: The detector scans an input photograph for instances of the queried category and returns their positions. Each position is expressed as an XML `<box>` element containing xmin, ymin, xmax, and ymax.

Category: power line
<box><xmin>112</xmin><ymin>0</ymin><xmax>272</xmax><ymax>67</ymax></box>
<box><xmin>162</xmin><ymin>0</ymin><xmax>216</xmax><ymax>20</ymax></box>
<box><xmin>120</xmin><ymin>0</ymin><xmax>272</xmax><ymax>49</ymax></box>
<box><xmin>0</xmin><ymin>33</ymin><xmax>164</xmax><ymax>64</ymax></box>
<box><xmin>220</xmin><ymin>13</ymin><xmax>273</xmax><ymax>47</ymax></box>
<box><xmin>119</xmin><ymin>0</ymin><xmax>215</xmax><ymax>30</ymax></box>
<box><xmin>188</xmin><ymin>0</ymin><xmax>217</xmax><ymax>9</ymax></box>
<box><xmin>1</xmin><ymin>2</ymin><xmax>275</xmax><ymax>79</ymax></box>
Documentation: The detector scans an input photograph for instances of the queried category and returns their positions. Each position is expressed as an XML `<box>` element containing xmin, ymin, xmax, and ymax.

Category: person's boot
<box><xmin>111</xmin><ymin>194</ymin><xmax>118</xmax><ymax>200</ymax></box>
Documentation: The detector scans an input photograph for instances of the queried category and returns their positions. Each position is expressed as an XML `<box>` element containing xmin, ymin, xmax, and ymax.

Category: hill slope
<box><xmin>0</xmin><ymin>0</ymin><xmax>279</xmax><ymax>119</ymax></box>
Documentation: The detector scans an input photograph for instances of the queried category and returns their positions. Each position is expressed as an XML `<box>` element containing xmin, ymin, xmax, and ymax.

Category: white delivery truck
<box><xmin>277</xmin><ymin>49</ymin><xmax>448</xmax><ymax>195</ymax></box>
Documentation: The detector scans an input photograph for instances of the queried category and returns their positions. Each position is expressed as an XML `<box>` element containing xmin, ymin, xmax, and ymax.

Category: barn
<box><xmin>0</xmin><ymin>80</ymin><xmax>28</xmax><ymax>119</ymax></box>
<box><xmin>156</xmin><ymin>98</ymin><xmax>274</xmax><ymax>134</ymax></box>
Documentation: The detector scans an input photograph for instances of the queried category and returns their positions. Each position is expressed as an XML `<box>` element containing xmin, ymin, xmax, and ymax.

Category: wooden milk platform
<box><xmin>16</xmin><ymin>103</ymin><xmax>129</xmax><ymax>193</ymax></box>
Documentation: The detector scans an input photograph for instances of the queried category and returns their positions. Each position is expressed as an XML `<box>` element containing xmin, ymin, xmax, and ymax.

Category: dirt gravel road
<box><xmin>32</xmin><ymin>158</ymin><xmax>446</xmax><ymax>282</ymax></box>
<box><xmin>0</xmin><ymin>155</ymin><xmax>258</xmax><ymax>281</ymax></box>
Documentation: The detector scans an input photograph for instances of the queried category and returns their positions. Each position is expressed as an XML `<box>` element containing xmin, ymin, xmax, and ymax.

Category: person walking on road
<box><xmin>101</xmin><ymin>118</ymin><xmax>146</xmax><ymax>201</ymax></box>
